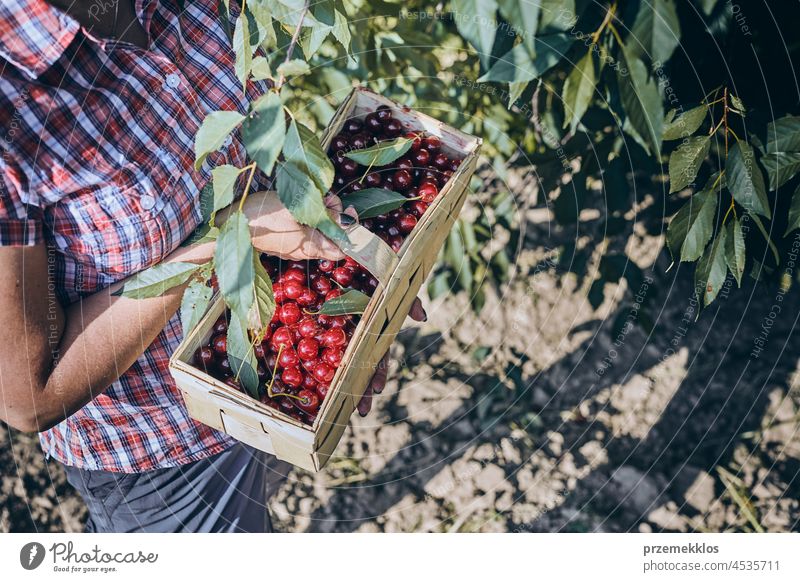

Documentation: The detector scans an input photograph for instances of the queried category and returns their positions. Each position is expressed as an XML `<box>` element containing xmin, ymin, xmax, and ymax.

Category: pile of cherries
<box><xmin>193</xmin><ymin>104</ymin><xmax>463</xmax><ymax>426</ymax></box>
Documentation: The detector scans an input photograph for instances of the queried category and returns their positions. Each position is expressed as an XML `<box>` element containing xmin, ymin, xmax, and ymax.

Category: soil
<box><xmin>3</xmin><ymin>174</ymin><xmax>800</xmax><ymax>533</ymax></box>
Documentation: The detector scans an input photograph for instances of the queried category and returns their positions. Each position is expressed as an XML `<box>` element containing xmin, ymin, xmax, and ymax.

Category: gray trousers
<box><xmin>63</xmin><ymin>443</ymin><xmax>290</xmax><ymax>533</ymax></box>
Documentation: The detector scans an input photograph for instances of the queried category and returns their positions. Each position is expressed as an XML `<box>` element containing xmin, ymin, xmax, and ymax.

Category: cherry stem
<box><xmin>274</xmin><ymin>1</ymin><xmax>309</xmax><ymax>92</ymax></box>
<box><xmin>266</xmin><ymin>343</ymin><xmax>283</xmax><ymax>398</ymax></box>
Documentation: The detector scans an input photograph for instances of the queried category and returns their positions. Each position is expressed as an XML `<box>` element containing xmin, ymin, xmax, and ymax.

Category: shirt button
<box><xmin>165</xmin><ymin>73</ymin><xmax>181</xmax><ymax>88</ymax></box>
<box><xmin>222</xmin><ymin>135</ymin><xmax>233</xmax><ymax>148</ymax></box>
<box><xmin>140</xmin><ymin>194</ymin><xmax>156</xmax><ymax>211</ymax></box>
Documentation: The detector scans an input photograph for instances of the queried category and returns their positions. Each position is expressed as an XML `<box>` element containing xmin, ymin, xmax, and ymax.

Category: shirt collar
<box><xmin>0</xmin><ymin>0</ymin><xmax>79</xmax><ymax>80</ymax></box>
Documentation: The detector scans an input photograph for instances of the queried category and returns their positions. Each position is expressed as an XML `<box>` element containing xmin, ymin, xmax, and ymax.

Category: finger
<box><xmin>370</xmin><ymin>352</ymin><xmax>390</xmax><ymax>394</ymax></box>
<box><xmin>343</xmin><ymin>205</ymin><xmax>359</xmax><ymax>222</ymax></box>
<box><xmin>357</xmin><ymin>384</ymin><xmax>373</xmax><ymax>417</ymax></box>
<box><xmin>408</xmin><ymin>297</ymin><xmax>427</xmax><ymax>322</ymax></box>
<box><xmin>324</xmin><ymin>195</ymin><xmax>343</xmax><ymax>214</ymax></box>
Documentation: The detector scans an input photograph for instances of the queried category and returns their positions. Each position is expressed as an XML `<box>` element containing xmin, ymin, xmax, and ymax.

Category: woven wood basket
<box><xmin>169</xmin><ymin>87</ymin><xmax>482</xmax><ymax>471</ymax></box>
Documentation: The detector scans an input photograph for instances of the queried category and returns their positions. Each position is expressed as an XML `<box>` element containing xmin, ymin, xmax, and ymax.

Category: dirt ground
<box><xmin>3</xmin><ymin>174</ymin><xmax>800</xmax><ymax>533</ymax></box>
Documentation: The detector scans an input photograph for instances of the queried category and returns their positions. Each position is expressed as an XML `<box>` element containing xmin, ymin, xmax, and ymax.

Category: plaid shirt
<box><xmin>0</xmin><ymin>0</ymin><xmax>270</xmax><ymax>472</ymax></box>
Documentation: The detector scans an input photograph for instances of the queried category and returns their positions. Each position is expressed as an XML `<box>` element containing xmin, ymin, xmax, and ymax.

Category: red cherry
<box><xmin>350</xmin><ymin>133</ymin><xmax>369</xmax><ymax>150</ymax></box>
<box><xmin>254</xmin><ymin>343</ymin><xmax>268</xmax><ymax>360</ymax></box>
<box><xmin>408</xmin><ymin>200</ymin><xmax>429</xmax><ymax>217</ymax></box>
<box><xmin>278</xmin><ymin>303</ymin><xmax>302</xmax><ymax>325</ymax></box>
<box><xmin>278</xmin><ymin>348</ymin><xmax>300</xmax><ymax>369</ymax></box>
<box><xmin>271</xmin><ymin>326</ymin><xmax>294</xmax><ymax>351</ymax></box>
<box><xmin>328</xmin><ymin>315</ymin><xmax>349</xmax><ymax>329</ymax></box>
<box><xmin>433</xmin><ymin>152</ymin><xmax>449</xmax><ymax>169</ymax></box>
<box><xmin>217</xmin><ymin>357</ymin><xmax>232</xmax><ymax>376</ymax></box>
<box><xmin>386</xmin><ymin>224</ymin><xmax>401</xmax><ymax>237</ymax></box>
<box><xmin>423</xmin><ymin>135</ymin><xmax>441</xmax><ymax>152</ymax></box>
<box><xmin>297</xmin><ymin>288</ymin><xmax>318</xmax><ymax>307</ymax></box>
<box><xmin>297</xmin><ymin>338</ymin><xmax>320</xmax><ymax>361</ymax></box>
<box><xmin>297</xmin><ymin>318</ymin><xmax>320</xmax><ymax>338</ymax></box>
<box><xmin>324</xmin><ymin>289</ymin><xmax>342</xmax><ymax>301</ymax></box>
<box><xmin>332</xmin><ymin>267</ymin><xmax>354</xmax><ymax>287</ymax></box>
<box><xmin>272</xmin><ymin>282</ymin><xmax>286</xmax><ymax>303</ymax></box>
<box><xmin>418</xmin><ymin>182</ymin><xmax>438</xmax><ymax>203</ymax></box>
<box><xmin>449</xmin><ymin>159</ymin><xmax>461</xmax><ymax>172</ymax></box>
<box><xmin>257</xmin><ymin>362</ymin><xmax>269</xmax><ymax>381</ymax></box>
<box><xmin>311</xmin><ymin>275</ymin><xmax>332</xmax><ymax>294</ymax></box>
<box><xmin>211</xmin><ymin>333</ymin><xmax>227</xmax><ymax>355</ymax></box>
<box><xmin>318</xmin><ymin>259</ymin><xmax>335</xmax><ymax>273</ymax></box>
<box><xmin>405</xmin><ymin>132</ymin><xmax>422</xmax><ymax>152</ymax></box>
<box><xmin>317</xmin><ymin>383</ymin><xmax>330</xmax><ymax>399</ymax></box>
<box><xmin>223</xmin><ymin>377</ymin><xmax>241</xmax><ymax>391</ymax></box>
<box><xmin>439</xmin><ymin>169</ymin><xmax>453</xmax><ymax>187</ymax></box>
<box><xmin>302</xmin><ymin>374</ymin><xmax>318</xmax><ymax>390</ymax></box>
<box><xmin>397</xmin><ymin>213</ymin><xmax>417</xmax><ymax>234</ymax></box>
<box><xmin>295</xmin><ymin>389</ymin><xmax>320</xmax><ymax>413</ymax></box>
<box><xmin>322</xmin><ymin>328</ymin><xmax>347</xmax><ymax>347</ymax></box>
<box><xmin>194</xmin><ymin>346</ymin><xmax>215</xmax><ymax>369</ymax></box>
<box><xmin>393</xmin><ymin>169</ymin><xmax>413</xmax><ymax>191</ymax></box>
<box><xmin>282</xmin><ymin>366</ymin><xmax>303</xmax><ymax>388</ymax></box>
<box><xmin>312</xmin><ymin>362</ymin><xmax>336</xmax><ymax>383</ymax></box>
<box><xmin>282</xmin><ymin>267</ymin><xmax>306</xmax><ymax>283</ymax></box>
<box><xmin>283</xmin><ymin>281</ymin><xmax>305</xmax><ymax>300</ymax></box>
<box><xmin>322</xmin><ymin>347</ymin><xmax>344</xmax><ymax>367</ymax></box>
<box><xmin>396</xmin><ymin>157</ymin><xmax>413</xmax><ymax>171</ymax></box>
<box><xmin>389</xmin><ymin>235</ymin><xmax>404</xmax><ymax>252</ymax></box>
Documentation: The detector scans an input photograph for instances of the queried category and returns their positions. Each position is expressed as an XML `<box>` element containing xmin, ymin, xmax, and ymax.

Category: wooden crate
<box><xmin>169</xmin><ymin>86</ymin><xmax>482</xmax><ymax>472</ymax></box>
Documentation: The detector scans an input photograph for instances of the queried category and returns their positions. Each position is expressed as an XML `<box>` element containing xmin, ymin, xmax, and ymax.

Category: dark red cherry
<box><xmin>449</xmin><ymin>159</ymin><xmax>461</xmax><ymax>172</ymax></box>
<box><xmin>384</xmin><ymin>119</ymin><xmax>402</xmax><ymax>137</ymax></box>
<box><xmin>349</xmin><ymin>181</ymin><xmax>364</xmax><ymax>192</ymax></box>
<box><xmin>331</xmin><ymin>135</ymin><xmax>349</xmax><ymax>152</ymax></box>
<box><xmin>393</xmin><ymin>169</ymin><xmax>413</xmax><ymax>191</ymax></box>
<box><xmin>389</xmin><ymin>235</ymin><xmax>404</xmax><ymax>252</ymax></box>
<box><xmin>311</xmin><ymin>275</ymin><xmax>332</xmax><ymax>294</ymax></box>
<box><xmin>223</xmin><ymin>377</ymin><xmax>241</xmax><ymax>391</ymax></box>
<box><xmin>412</xmin><ymin>149</ymin><xmax>430</xmax><ymax>167</ymax></box>
<box><xmin>328</xmin><ymin>315</ymin><xmax>349</xmax><ymax>329</ymax></box>
<box><xmin>254</xmin><ymin>343</ymin><xmax>268</xmax><ymax>360</ymax></box>
<box><xmin>418</xmin><ymin>182</ymin><xmax>438</xmax><ymax>203</ymax></box>
<box><xmin>376</xmin><ymin>105</ymin><xmax>392</xmax><ymax>122</ymax></box>
<box><xmin>217</xmin><ymin>357</ymin><xmax>232</xmax><ymax>375</ymax></box>
<box><xmin>433</xmin><ymin>152</ymin><xmax>449</xmax><ymax>169</ymax></box>
<box><xmin>423</xmin><ymin>135</ymin><xmax>441</xmax><ymax>152</ymax></box>
<box><xmin>295</xmin><ymin>389</ymin><xmax>320</xmax><ymax>413</ymax></box>
<box><xmin>325</xmin><ymin>288</ymin><xmax>342</xmax><ymax>301</ymax></box>
<box><xmin>408</xmin><ymin>200</ymin><xmax>429</xmax><ymax>218</ymax></box>
<box><xmin>338</xmin><ymin>158</ymin><xmax>359</xmax><ymax>177</ymax></box>
<box><xmin>194</xmin><ymin>346</ymin><xmax>215</xmax><ymax>369</ymax></box>
<box><xmin>283</xmin><ymin>281</ymin><xmax>305</xmax><ymax>300</ymax></box>
<box><xmin>211</xmin><ymin>333</ymin><xmax>227</xmax><ymax>355</ymax></box>
<box><xmin>344</xmin><ymin>118</ymin><xmax>363</xmax><ymax>134</ymax></box>
<box><xmin>405</xmin><ymin>132</ymin><xmax>422</xmax><ymax>153</ymax></box>
<box><xmin>396</xmin><ymin>157</ymin><xmax>413</xmax><ymax>171</ymax></box>
<box><xmin>365</xmin><ymin>112</ymin><xmax>383</xmax><ymax>133</ymax></box>
<box><xmin>350</xmin><ymin>133</ymin><xmax>369</xmax><ymax>150</ymax></box>
<box><xmin>296</xmin><ymin>288</ymin><xmax>318</xmax><ymax>307</ymax></box>
<box><xmin>397</xmin><ymin>213</ymin><xmax>417</xmax><ymax>234</ymax></box>
<box><xmin>318</xmin><ymin>259</ymin><xmax>335</xmax><ymax>273</ymax></box>
<box><xmin>212</xmin><ymin>316</ymin><xmax>228</xmax><ymax>335</ymax></box>
<box><xmin>272</xmin><ymin>282</ymin><xmax>286</xmax><ymax>303</ymax></box>
<box><xmin>364</xmin><ymin>171</ymin><xmax>383</xmax><ymax>188</ymax></box>
<box><xmin>297</xmin><ymin>338</ymin><xmax>320</xmax><ymax>361</ymax></box>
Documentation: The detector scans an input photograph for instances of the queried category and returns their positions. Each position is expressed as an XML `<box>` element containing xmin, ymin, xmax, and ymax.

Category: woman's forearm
<box><xmin>33</xmin><ymin>240</ymin><xmax>215</xmax><ymax>431</ymax></box>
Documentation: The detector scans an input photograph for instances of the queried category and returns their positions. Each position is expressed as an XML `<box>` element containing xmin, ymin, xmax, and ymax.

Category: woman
<box><xmin>0</xmin><ymin>0</ymin><xmax>423</xmax><ymax>532</ymax></box>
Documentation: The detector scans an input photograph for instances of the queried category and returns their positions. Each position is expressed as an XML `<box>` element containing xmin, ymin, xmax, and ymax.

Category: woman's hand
<box><xmin>233</xmin><ymin>191</ymin><xmax>347</xmax><ymax>261</ymax></box>
<box><xmin>356</xmin><ymin>298</ymin><xmax>427</xmax><ymax>416</ymax></box>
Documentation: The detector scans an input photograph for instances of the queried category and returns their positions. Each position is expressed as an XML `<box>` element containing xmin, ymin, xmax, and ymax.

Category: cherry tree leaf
<box><xmin>233</xmin><ymin>13</ymin><xmax>252</xmax><ymax>91</ymax></box>
<box><xmin>478</xmin><ymin>34</ymin><xmax>574</xmax><ymax>83</ymax></box>
<box><xmin>215</xmin><ymin>210</ymin><xmax>255</xmax><ymax>322</ymax></box>
<box><xmin>242</xmin><ymin>92</ymin><xmax>286</xmax><ymax>177</ymax></box>
<box><xmin>194</xmin><ymin>111</ymin><xmax>245</xmax><ymax>170</ymax></box>
<box><xmin>561</xmin><ymin>51</ymin><xmax>596</xmax><ymax>134</ymax></box>
<box><xmin>115</xmin><ymin>262</ymin><xmax>200</xmax><ymax>299</ymax></box>
<box><xmin>341</xmin><ymin>188</ymin><xmax>409</xmax><ymax>219</ymax></box>
<box><xmin>662</xmin><ymin>104</ymin><xmax>708</xmax><ymax>141</ymax></box>
<box><xmin>283</xmin><ymin>120</ymin><xmax>334</xmax><ymax>193</ymax></box>
<box><xmin>695</xmin><ymin>227</ymin><xmax>728</xmax><ymax>306</ymax></box>
<box><xmin>180</xmin><ymin>279</ymin><xmax>213</xmax><ymax>338</ymax></box>
<box><xmin>226</xmin><ymin>311</ymin><xmax>260</xmax><ymax>398</ymax></box>
<box><xmin>726</xmin><ymin>141</ymin><xmax>771</xmax><ymax>218</ymax></box>
<box><xmin>630</xmin><ymin>0</ymin><xmax>681</xmax><ymax>65</ymax></box>
<box><xmin>277</xmin><ymin>59</ymin><xmax>311</xmax><ymax>78</ymax></box>
<box><xmin>211</xmin><ymin>165</ymin><xmax>245</xmax><ymax>217</ymax></box>
<box><xmin>248</xmin><ymin>255</ymin><xmax>276</xmax><ymax>334</ymax></box>
<box><xmin>345</xmin><ymin>136</ymin><xmax>413</xmax><ymax>166</ymax></box>
<box><xmin>452</xmin><ymin>0</ymin><xmax>498</xmax><ymax>69</ymax></box>
<box><xmin>666</xmin><ymin>189</ymin><xmax>717</xmax><ymax>263</ymax></box>
<box><xmin>318</xmin><ymin>289</ymin><xmax>370</xmax><ymax>315</ymax></box>
<box><xmin>724</xmin><ymin>217</ymin><xmax>745</xmax><ymax>286</ymax></box>
<box><xmin>669</xmin><ymin>135</ymin><xmax>710</xmax><ymax>192</ymax></box>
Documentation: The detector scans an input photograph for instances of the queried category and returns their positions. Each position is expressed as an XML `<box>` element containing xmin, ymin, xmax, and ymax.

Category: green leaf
<box><xmin>194</xmin><ymin>110</ymin><xmax>245</xmax><ymax>170</ymax></box>
<box><xmin>116</xmin><ymin>262</ymin><xmax>200</xmax><ymax>299</ymax></box>
<box><xmin>766</xmin><ymin>116</ymin><xmax>800</xmax><ymax>153</ymax></box>
<box><xmin>242</xmin><ymin>92</ymin><xmax>286</xmax><ymax>177</ymax></box>
<box><xmin>785</xmin><ymin>183</ymin><xmax>800</xmax><ymax>236</ymax></box>
<box><xmin>478</xmin><ymin>34</ymin><xmax>574</xmax><ymax>83</ymax></box>
<box><xmin>345</xmin><ymin>136</ymin><xmax>414</xmax><ymax>166</ymax></box>
<box><xmin>226</xmin><ymin>311</ymin><xmax>260</xmax><ymax>398</ymax></box>
<box><xmin>724</xmin><ymin>217</ymin><xmax>745</xmax><ymax>286</ymax></box>
<box><xmin>283</xmin><ymin>120</ymin><xmax>335</xmax><ymax>193</ymax></box>
<box><xmin>497</xmin><ymin>0</ymin><xmax>540</xmax><ymax>56</ymax></box>
<box><xmin>211</xmin><ymin>165</ymin><xmax>244</xmax><ymax>217</ymax></box>
<box><xmin>276</xmin><ymin>160</ymin><xmax>348</xmax><ymax>244</ymax></box>
<box><xmin>250</xmin><ymin>56</ymin><xmax>273</xmax><ymax>81</ymax></box>
<box><xmin>277</xmin><ymin>58</ymin><xmax>311</xmax><ymax>77</ymax></box>
<box><xmin>199</xmin><ymin>182</ymin><xmax>215</xmax><ymax>222</ymax></box>
<box><xmin>318</xmin><ymin>288</ymin><xmax>370</xmax><ymax>315</ymax></box>
<box><xmin>180</xmin><ymin>279</ymin><xmax>213</xmax><ymax>338</ymax></box>
<box><xmin>215</xmin><ymin>211</ymin><xmax>255</xmax><ymax>322</ymax></box>
<box><xmin>341</xmin><ymin>188</ymin><xmax>409</xmax><ymax>219</ymax></box>
<box><xmin>561</xmin><ymin>51</ymin><xmax>596</xmax><ymax>133</ymax></box>
<box><xmin>762</xmin><ymin>151</ymin><xmax>800</xmax><ymax>190</ymax></box>
<box><xmin>249</xmin><ymin>255</ymin><xmax>276</xmax><ymax>333</ymax></box>
<box><xmin>507</xmin><ymin>81</ymin><xmax>528</xmax><ymax>108</ymax></box>
<box><xmin>669</xmin><ymin>135</ymin><xmax>710</xmax><ymax>193</ymax></box>
<box><xmin>452</xmin><ymin>0</ymin><xmax>499</xmax><ymax>69</ymax></box>
<box><xmin>695</xmin><ymin>227</ymin><xmax>728</xmax><ymax>306</ymax></box>
<box><xmin>538</xmin><ymin>0</ymin><xmax>575</xmax><ymax>32</ymax></box>
<box><xmin>233</xmin><ymin>14</ymin><xmax>252</xmax><ymax>91</ymax></box>
<box><xmin>617</xmin><ymin>46</ymin><xmax>664</xmax><ymax>156</ymax></box>
<box><xmin>271</xmin><ymin>0</ymin><xmax>318</xmax><ymax>27</ymax></box>
<box><xmin>331</xmin><ymin>5</ymin><xmax>351</xmax><ymax>54</ymax></box>
<box><xmin>666</xmin><ymin>189</ymin><xmax>717</xmax><ymax>262</ymax></box>
<box><xmin>630</xmin><ymin>0</ymin><xmax>681</xmax><ymax>65</ymax></box>
<box><xmin>726</xmin><ymin>141</ymin><xmax>770</xmax><ymax>218</ymax></box>
<box><xmin>662</xmin><ymin>104</ymin><xmax>708</xmax><ymax>140</ymax></box>
<box><xmin>729</xmin><ymin>94</ymin><xmax>746</xmax><ymax>116</ymax></box>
